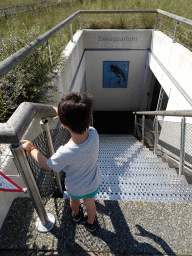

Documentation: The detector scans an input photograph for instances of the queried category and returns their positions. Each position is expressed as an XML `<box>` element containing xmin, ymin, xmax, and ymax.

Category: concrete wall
<box><xmin>150</xmin><ymin>30</ymin><xmax>192</xmax><ymax>123</ymax></box>
<box><xmin>51</xmin><ymin>30</ymin><xmax>86</xmax><ymax>104</ymax></box>
<box><xmin>150</xmin><ymin>30</ymin><xmax>192</xmax><ymax>166</ymax></box>
<box><xmin>84</xmin><ymin>29</ymin><xmax>152</xmax><ymax>111</ymax></box>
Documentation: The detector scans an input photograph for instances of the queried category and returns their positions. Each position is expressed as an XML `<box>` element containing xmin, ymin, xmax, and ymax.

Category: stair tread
<box><xmin>100</xmin><ymin>170</ymin><xmax>177</xmax><ymax>175</ymax></box>
<box><xmin>101</xmin><ymin>175</ymin><xmax>188</xmax><ymax>185</ymax></box>
<box><xmin>97</xmin><ymin>134</ymin><xmax>190</xmax><ymax>202</ymax></box>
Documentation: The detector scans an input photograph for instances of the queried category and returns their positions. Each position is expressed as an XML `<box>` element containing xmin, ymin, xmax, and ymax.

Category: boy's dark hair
<box><xmin>58</xmin><ymin>92</ymin><xmax>93</xmax><ymax>134</ymax></box>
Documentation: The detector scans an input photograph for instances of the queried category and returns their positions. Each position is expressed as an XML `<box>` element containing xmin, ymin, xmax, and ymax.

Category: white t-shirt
<box><xmin>47</xmin><ymin>127</ymin><xmax>101</xmax><ymax>196</ymax></box>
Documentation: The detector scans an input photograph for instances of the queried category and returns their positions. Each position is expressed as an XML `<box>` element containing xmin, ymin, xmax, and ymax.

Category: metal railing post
<box><xmin>70</xmin><ymin>21</ymin><xmax>73</xmax><ymax>42</ymax></box>
<box><xmin>10</xmin><ymin>143</ymin><xmax>55</xmax><ymax>232</ymax></box>
<box><xmin>46</xmin><ymin>40</ymin><xmax>52</xmax><ymax>65</ymax></box>
<box><xmin>173</xmin><ymin>21</ymin><xmax>179</xmax><ymax>43</ymax></box>
<box><xmin>154</xmin><ymin>116</ymin><xmax>158</xmax><ymax>154</ymax></box>
<box><xmin>154</xmin><ymin>13</ymin><xmax>158</xmax><ymax>29</ymax></box>
<box><xmin>40</xmin><ymin>119</ymin><xmax>63</xmax><ymax>194</ymax></box>
<box><xmin>141</xmin><ymin>115</ymin><xmax>145</xmax><ymax>145</ymax></box>
<box><xmin>134</xmin><ymin>114</ymin><xmax>137</xmax><ymax>137</ymax></box>
<box><xmin>79</xmin><ymin>13</ymin><xmax>81</xmax><ymax>30</ymax></box>
<box><xmin>179</xmin><ymin>117</ymin><xmax>186</xmax><ymax>175</ymax></box>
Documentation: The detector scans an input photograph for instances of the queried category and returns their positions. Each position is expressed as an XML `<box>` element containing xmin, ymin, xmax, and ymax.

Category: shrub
<box><xmin>0</xmin><ymin>25</ymin><xmax>56</xmax><ymax>122</ymax></box>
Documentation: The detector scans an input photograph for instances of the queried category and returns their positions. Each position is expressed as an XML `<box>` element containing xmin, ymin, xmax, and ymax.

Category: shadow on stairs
<box><xmin>0</xmin><ymin>197</ymin><xmax>191</xmax><ymax>255</ymax></box>
<box><xmin>0</xmin><ymin>135</ymin><xmax>192</xmax><ymax>255</ymax></box>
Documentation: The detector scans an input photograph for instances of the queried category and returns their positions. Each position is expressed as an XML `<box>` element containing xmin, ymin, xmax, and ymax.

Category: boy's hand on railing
<box><xmin>21</xmin><ymin>140</ymin><xmax>35</xmax><ymax>153</ymax></box>
<box><xmin>53</xmin><ymin>106</ymin><xmax>59</xmax><ymax>120</ymax></box>
<box><xmin>22</xmin><ymin>140</ymin><xmax>51</xmax><ymax>170</ymax></box>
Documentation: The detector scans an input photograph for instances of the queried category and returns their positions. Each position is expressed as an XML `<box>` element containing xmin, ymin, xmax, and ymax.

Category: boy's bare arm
<box><xmin>53</xmin><ymin>106</ymin><xmax>59</xmax><ymax>120</ymax></box>
<box><xmin>22</xmin><ymin>140</ymin><xmax>51</xmax><ymax>170</ymax></box>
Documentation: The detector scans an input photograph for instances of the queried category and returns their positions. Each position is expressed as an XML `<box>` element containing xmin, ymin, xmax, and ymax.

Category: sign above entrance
<box><xmin>0</xmin><ymin>171</ymin><xmax>23</xmax><ymax>192</ymax></box>
<box><xmin>83</xmin><ymin>30</ymin><xmax>152</xmax><ymax>49</ymax></box>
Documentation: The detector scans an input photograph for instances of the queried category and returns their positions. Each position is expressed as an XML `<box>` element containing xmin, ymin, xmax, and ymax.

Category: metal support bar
<box><xmin>154</xmin><ymin>116</ymin><xmax>158</xmax><ymax>154</ymax></box>
<box><xmin>70</xmin><ymin>21</ymin><xmax>73</xmax><ymax>42</ymax></box>
<box><xmin>134</xmin><ymin>110</ymin><xmax>192</xmax><ymax>117</ymax></box>
<box><xmin>134</xmin><ymin>114</ymin><xmax>137</xmax><ymax>137</ymax></box>
<box><xmin>91</xmin><ymin>115</ymin><xmax>93</xmax><ymax>127</ymax></box>
<box><xmin>179</xmin><ymin>117</ymin><xmax>186</xmax><ymax>175</ymax></box>
<box><xmin>10</xmin><ymin>143</ymin><xmax>55</xmax><ymax>232</ymax></box>
<box><xmin>141</xmin><ymin>115</ymin><xmax>145</xmax><ymax>145</ymax></box>
<box><xmin>173</xmin><ymin>21</ymin><xmax>179</xmax><ymax>43</ymax></box>
<box><xmin>79</xmin><ymin>13</ymin><xmax>81</xmax><ymax>30</ymax></box>
<box><xmin>46</xmin><ymin>40</ymin><xmax>52</xmax><ymax>65</ymax></box>
<box><xmin>154</xmin><ymin>13</ymin><xmax>158</xmax><ymax>29</ymax></box>
<box><xmin>40</xmin><ymin>119</ymin><xmax>63</xmax><ymax>194</ymax></box>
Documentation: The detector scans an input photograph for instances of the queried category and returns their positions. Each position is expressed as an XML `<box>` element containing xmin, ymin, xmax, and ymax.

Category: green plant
<box><xmin>0</xmin><ymin>25</ymin><xmax>56</xmax><ymax>122</ymax></box>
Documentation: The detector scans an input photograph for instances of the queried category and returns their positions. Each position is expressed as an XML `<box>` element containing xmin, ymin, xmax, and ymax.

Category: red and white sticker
<box><xmin>0</xmin><ymin>171</ymin><xmax>23</xmax><ymax>192</ymax></box>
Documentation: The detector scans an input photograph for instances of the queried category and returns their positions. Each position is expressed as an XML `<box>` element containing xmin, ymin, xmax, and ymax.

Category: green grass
<box><xmin>0</xmin><ymin>0</ymin><xmax>192</xmax><ymax>121</ymax></box>
<box><xmin>0</xmin><ymin>0</ymin><xmax>59</xmax><ymax>7</ymax></box>
<box><xmin>1</xmin><ymin>0</ymin><xmax>191</xmax><ymax>53</ymax></box>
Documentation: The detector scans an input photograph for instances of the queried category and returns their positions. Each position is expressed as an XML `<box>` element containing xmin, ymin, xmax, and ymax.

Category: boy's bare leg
<box><xmin>83</xmin><ymin>197</ymin><xmax>96</xmax><ymax>224</ymax></box>
<box><xmin>70</xmin><ymin>197</ymin><xmax>80</xmax><ymax>214</ymax></box>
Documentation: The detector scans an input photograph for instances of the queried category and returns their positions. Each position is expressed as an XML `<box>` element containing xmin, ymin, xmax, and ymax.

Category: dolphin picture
<box><xmin>110</xmin><ymin>64</ymin><xmax>126</xmax><ymax>82</ymax></box>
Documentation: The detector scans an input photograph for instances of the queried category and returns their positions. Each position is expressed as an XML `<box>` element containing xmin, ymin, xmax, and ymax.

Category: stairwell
<box><xmin>0</xmin><ymin>134</ymin><xmax>192</xmax><ymax>255</ymax></box>
<box><xmin>97</xmin><ymin>135</ymin><xmax>192</xmax><ymax>202</ymax></box>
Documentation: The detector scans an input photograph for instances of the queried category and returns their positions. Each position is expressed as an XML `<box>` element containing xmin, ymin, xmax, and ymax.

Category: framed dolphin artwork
<box><xmin>103</xmin><ymin>61</ymin><xmax>129</xmax><ymax>88</ymax></box>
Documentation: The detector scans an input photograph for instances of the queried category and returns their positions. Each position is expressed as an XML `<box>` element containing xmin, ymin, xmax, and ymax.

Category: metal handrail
<box><xmin>0</xmin><ymin>11</ymin><xmax>80</xmax><ymax>78</ymax></box>
<box><xmin>0</xmin><ymin>102</ymin><xmax>60</xmax><ymax>232</ymax></box>
<box><xmin>157</xmin><ymin>9</ymin><xmax>192</xmax><ymax>26</ymax></box>
<box><xmin>0</xmin><ymin>102</ymin><xmax>55</xmax><ymax>144</ymax></box>
<box><xmin>133</xmin><ymin>110</ymin><xmax>191</xmax><ymax>176</ymax></box>
<box><xmin>134</xmin><ymin>110</ymin><xmax>192</xmax><ymax>117</ymax></box>
<box><xmin>0</xmin><ymin>10</ymin><xmax>157</xmax><ymax>78</ymax></box>
<box><xmin>79</xmin><ymin>10</ymin><xmax>156</xmax><ymax>14</ymax></box>
<box><xmin>1</xmin><ymin>9</ymin><xmax>192</xmax><ymax>78</ymax></box>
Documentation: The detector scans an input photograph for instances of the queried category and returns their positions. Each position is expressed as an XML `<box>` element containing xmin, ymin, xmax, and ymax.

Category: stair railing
<box><xmin>133</xmin><ymin>110</ymin><xmax>192</xmax><ymax>176</ymax></box>
<box><xmin>1</xmin><ymin>9</ymin><xmax>192</xmax><ymax>79</ymax></box>
<box><xmin>0</xmin><ymin>102</ymin><xmax>61</xmax><ymax>232</ymax></box>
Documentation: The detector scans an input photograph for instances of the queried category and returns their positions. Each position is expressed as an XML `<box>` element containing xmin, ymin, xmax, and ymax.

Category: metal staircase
<box><xmin>96</xmin><ymin>134</ymin><xmax>192</xmax><ymax>203</ymax></box>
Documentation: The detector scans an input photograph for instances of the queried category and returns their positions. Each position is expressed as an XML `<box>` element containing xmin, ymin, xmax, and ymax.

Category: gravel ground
<box><xmin>0</xmin><ymin>144</ymin><xmax>10</xmax><ymax>155</ymax></box>
<box><xmin>0</xmin><ymin>144</ymin><xmax>11</xmax><ymax>167</ymax></box>
<box><xmin>0</xmin><ymin>197</ymin><xmax>192</xmax><ymax>255</ymax></box>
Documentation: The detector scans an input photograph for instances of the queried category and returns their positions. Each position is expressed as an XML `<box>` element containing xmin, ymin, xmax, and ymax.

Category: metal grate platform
<box><xmin>96</xmin><ymin>135</ymin><xmax>192</xmax><ymax>202</ymax></box>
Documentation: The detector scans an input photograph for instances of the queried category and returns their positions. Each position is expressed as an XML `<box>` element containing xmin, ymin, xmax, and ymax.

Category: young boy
<box><xmin>22</xmin><ymin>93</ymin><xmax>102</xmax><ymax>232</ymax></box>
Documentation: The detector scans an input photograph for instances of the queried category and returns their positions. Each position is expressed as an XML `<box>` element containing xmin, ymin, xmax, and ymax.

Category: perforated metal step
<box><xmin>97</xmin><ymin>134</ymin><xmax>192</xmax><ymax>202</ymax></box>
<box><xmin>99</xmin><ymin>155</ymin><xmax>163</xmax><ymax>162</ymax></box>
<box><xmin>99</xmin><ymin>152</ymin><xmax>159</xmax><ymax>158</ymax></box>
<box><xmin>101</xmin><ymin>174</ymin><xmax>188</xmax><ymax>185</ymax></box>
<box><xmin>95</xmin><ymin>189</ymin><xmax>192</xmax><ymax>202</ymax></box>
<box><xmin>99</xmin><ymin>161</ymin><xmax>170</xmax><ymax>168</ymax></box>
<box><xmin>99</xmin><ymin>167</ymin><xmax>177</xmax><ymax>175</ymax></box>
